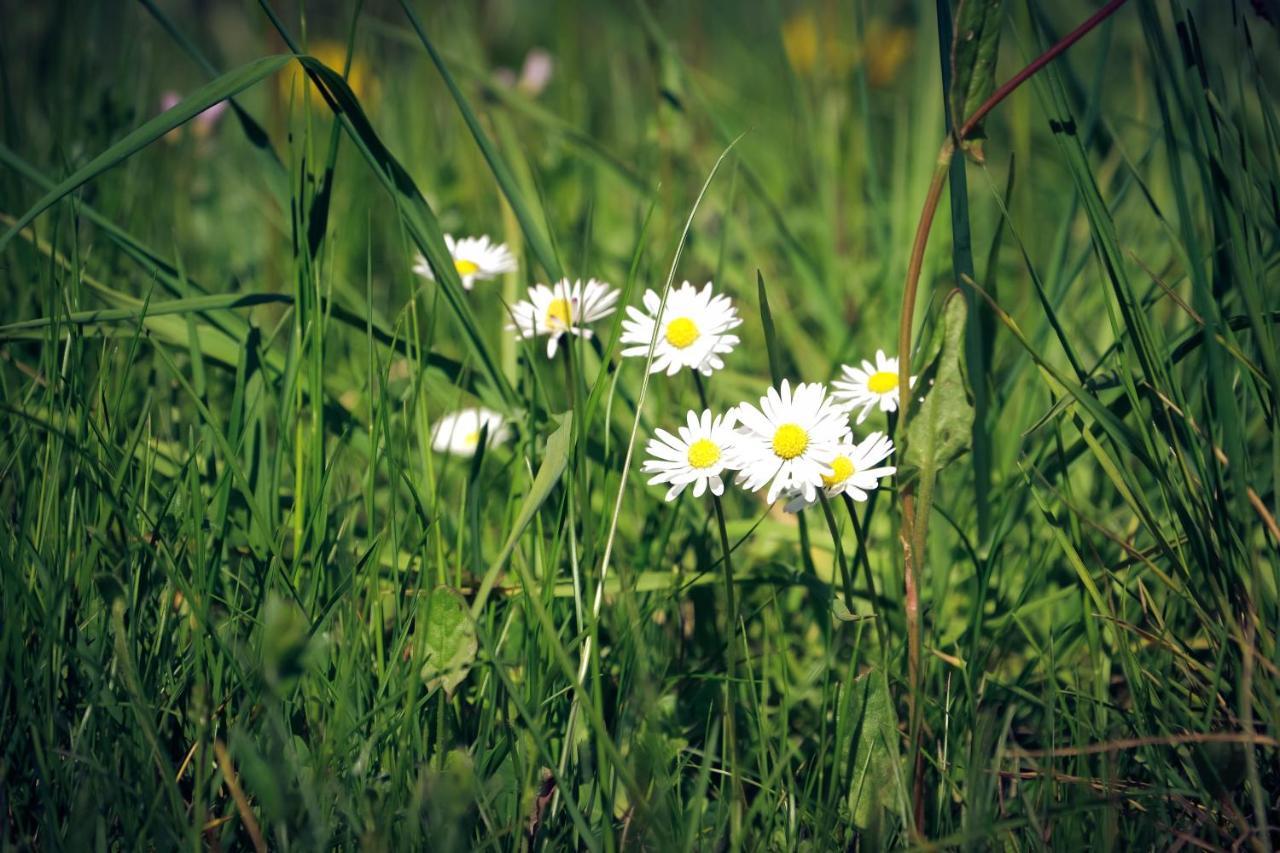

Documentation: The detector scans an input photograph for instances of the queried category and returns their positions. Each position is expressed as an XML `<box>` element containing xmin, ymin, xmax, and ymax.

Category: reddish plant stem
<box><xmin>895</xmin><ymin>0</ymin><xmax>1133</xmax><ymax>837</ymax></box>
<box><xmin>958</xmin><ymin>0</ymin><xmax>1133</xmax><ymax>141</ymax></box>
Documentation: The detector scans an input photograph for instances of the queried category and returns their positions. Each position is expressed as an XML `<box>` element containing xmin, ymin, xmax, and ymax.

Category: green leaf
<box><xmin>0</xmin><ymin>293</ymin><xmax>290</xmax><ymax>336</ymax></box>
<box><xmin>949</xmin><ymin>0</ymin><xmax>1004</xmax><ymax>156</ymax></box>
<box><xmin>832</xmin><ymin>597</ymin><xmax>873</xmax><ymax>624</ymax></box>
<box><xmin>469</xmin><ymin>413</ymin><xmax>574</xmax><ymax>618</ymax></box>
<box><xmin>906</xmin><ymin>291</ymin><xmax>975</xmax><ymax>474</ymax></box>
<box><xmin>260</xmin><ymin>593</ymin><xmax>312</xmax><ymax>690</ymax></box>
<box><xmin>419</xmin><ymin>587</ymin><xmax>478</xmax><ymax>697</ymax></box>
<box><xmin>757</xmin><ymin>270</ymin><xmax>784</xmax><ymax>387</ymax></box>
<box><xmin>847</xmin><ymin>668</ymin><xmax>904</xmax><ymax>828</ymax></box>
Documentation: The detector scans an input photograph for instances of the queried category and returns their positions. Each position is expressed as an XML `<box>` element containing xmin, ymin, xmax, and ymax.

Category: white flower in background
<box><xmin>729</xmin><ymin>380</ymin><xmax>852</xmax><ymax>504</ymax></box>
<box><xmin>641</xmin><ymin>409</ymin><xmax>739</xmax><ymax>501</ymax></box>
<box><xmin>831</xmin><ymin>349</ymin><xmax>915</xmax><ymax>424</ymax></box>
<box><xmin>784</xmin><ymin>431</ymin><xmax>897</xmax><ymax>512</ymax></box>
<box><xmin>430</xmin><ymin>408</ymin><xmax>510</xmax><ymax>457</ymax></box>
<box><xmin>412</xmin><ymin>234</ymin><xmax>517</xmax><ymax>290</ymax></box>
<box><xmin>506</xmin><ymin>278</ymin><xmax>619</xmax><ymax>358</ymax></box>
<box><xmin>620</xmin><ymin>281</ymin><xmax>742</xmax><ymax>376</ymax></box>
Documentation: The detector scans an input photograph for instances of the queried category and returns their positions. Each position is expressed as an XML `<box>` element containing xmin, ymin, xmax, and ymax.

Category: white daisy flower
<box><xmin>506</xmin><ymin>278</ymin><xmax>620</xmax><ymax>359</ymax></box>
<box><xmin>619</xmin><ymin>281</ymin><xmax>742</xmax><ymax>376</ymax></box>
<box><xmin>729</xmin><ymin>380</ymin><xmax>852</xmax><ymax>505</ymax></box>
<box><xmin>783</xmin><ymin>431</ymin><xmax>897</xmax><ymax>512</ymax></box>
<box><xmin>412</xmin><ymin>234</ymin><xmax>517</xmax><ymax>290</ymax></box>
<box><xmin>430</xmin><ymin>407</ymin><xmax>510</xmax><ymax>457</ymax></box>
<box><xmin>641</xmin><ymin>408</ymin><xmax>739</xmax><ymax>501</ymax></box>
<box><xmin>831</xmin><ymin>350</ymin><xmax>916</xmax><ymax>424</ymax></box>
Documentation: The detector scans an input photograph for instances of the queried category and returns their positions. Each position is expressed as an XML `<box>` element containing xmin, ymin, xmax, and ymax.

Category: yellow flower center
<box><xmin>686</xmin><ymin>438</ymin><xmax>720</xmax><ymax>469</ymax></box>
<box><xmin>821</xmin><ymin>455</ymin><xmax>855</xmax><ymax>488</ymax></box>
<box><xmin>867</xmin><ymin>371</ymin><xmax>898</xmax><ymax>394</ymax></box>
<box><xmin>665</xmin><ymin>316</ymin><xmax>700</xmax><ymax>349</ymax></box>
<box><xmin>545</xmin><ymin>297</ymin><xmax>573</xmax><ymax>328</ymax></box>
<box><xmin>771</xmin><ymin>423</ymin><xmax>809</xmax><ymax>460</ymax></box>
<box><xmin>464</xmin><ymin>430</ymin><xmax>481</xmax><ymax>446</ymax></box>
<box><xmin>454</xmin><ymin>258</ymin><xmax>480</xmax><ymax>277</ymax></box>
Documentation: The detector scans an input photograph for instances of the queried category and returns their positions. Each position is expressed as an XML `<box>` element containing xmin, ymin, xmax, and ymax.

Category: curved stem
<box><xmin>896</xmin><ymin>143</ymin><xmax>955</xmax><ymax>422</ymax></box>
<box><xmin>957</xmin><ymin>0</ymin><xmax>1132</xmax><ymax>141</ymax></box>
<box><xmin>894</xmin><ymin>0</ymin><xmax>1133</xmax><ymax>835</ymax></box>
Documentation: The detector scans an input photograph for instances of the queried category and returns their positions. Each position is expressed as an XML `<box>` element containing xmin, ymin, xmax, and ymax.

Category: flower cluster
<box><xmin>641</xmin><ymin>377</ymin><xmax>900</xmax><ymax>510</ymax></box>
<box><xmin>616</xmin><ymin>279</ymin><xmax>909</xmax><ymax>511</ymax></box>
<box><xmin>414</xmin><ymin>231</ymin><xmax>910</xmax><ymax>522</ymax></box>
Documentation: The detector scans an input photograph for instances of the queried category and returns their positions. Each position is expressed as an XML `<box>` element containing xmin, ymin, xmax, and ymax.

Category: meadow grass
<box><xmin>2</xmin><ymin>0</ymin><xmax>1279</xmax><ymax>849</ymax></box>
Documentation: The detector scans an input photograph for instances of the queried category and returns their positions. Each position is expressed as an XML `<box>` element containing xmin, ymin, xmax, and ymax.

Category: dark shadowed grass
<box><xmin>1</xmin><ymin>0</ymin><xmax>1278</xmax><ymax>849</ymax></box>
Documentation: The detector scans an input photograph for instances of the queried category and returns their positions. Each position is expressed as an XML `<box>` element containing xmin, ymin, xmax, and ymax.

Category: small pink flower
<box><xmin>159</xmin><ymin>91</ymin><xmax>228</xmax><ymax>142</ymax></box>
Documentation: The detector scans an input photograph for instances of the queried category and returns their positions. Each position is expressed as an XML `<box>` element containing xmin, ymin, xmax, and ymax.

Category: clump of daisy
<box><xmin>412</xmin><ymin>234</ymin><xmax>517</xmax><ymax>290</ymax></box>
<box><xmin>641</xmin><ymin>409</ymin><xmax>739</xmax><ymax>501</ymax></box>
<box><xmin>430</xmin><ymin>408</ymin><xmax>510</xmax><ymax>458</ymax></box>
<box><xmin>784</xmin><ymin>431</ymin><xmax>897</xmax><ymax>512</ymax></box>
<box><xmin>832</xmin><ymin>349</ymin><xmax>915</xmax><ymax>424</ymax></box>
<box><xmin>620</xmin><ymin>281</ymin><xmax>742</xmax><ymax>376</ymax></box>
<box><xmin>506</xmin><ymin>278</ymin><xmax>619</xmax><ymax>359</ymax></box>
<box><xmin>730</xmin><ymin>380</ymin><xmax>852</xmax><ymax>505</ymax></box>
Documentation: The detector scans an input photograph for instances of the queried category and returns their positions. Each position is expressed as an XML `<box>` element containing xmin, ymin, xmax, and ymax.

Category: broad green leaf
<box><xmin>847</xmin><ymin>668</ymin><xmax>904</xmax><ymax>828</ymax></box>
<box><xmin>419</xmin><ymin>587</ymin><xmax>478</xmax><ymax>698</ymax></box>
<box><xmin>469</xmin><ymin>413</ymin><xmax>574</xmax><ymax>618</ymax></box>
<box><xmin>949</xmin><ymin>0</ymin><xmax>1004</xmax><ymax>157</ymax></box>
<box><xmin>906</xmin><ymin>291</ymin><xmax>975</xmax><ymax>474</ymax></box>
<box><xmin>832</xmin><ymin>597</ymin><xmax>872</xmax><ymax>623</ymax></box>
<box><xmin>422</xmin><ymin>748</ymin><xmax>480</xmax><ymax>850</ymax></box>
<box><xmin>0</xmin><ymin>55</ymin><xmax>292</xmax><ymax>252</ymax></box>
<box><xmin>260</xmin><ymin>593</ymin><xmax>312</xmax><ymax>690</ymax></box>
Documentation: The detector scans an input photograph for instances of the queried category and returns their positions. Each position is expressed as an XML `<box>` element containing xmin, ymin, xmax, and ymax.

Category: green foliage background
<box><xmin>2</xmin><ymin>0</ymin><xmax>1278</xmax><ymax>848</ymax></box>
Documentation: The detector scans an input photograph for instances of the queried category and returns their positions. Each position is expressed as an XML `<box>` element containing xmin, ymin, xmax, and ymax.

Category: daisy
<box><xmin>412</xmin><ymin>234</ymin><xmax>517</xmax><ymax>290</ymax></box>
<box><xmin>831</xmin><ymin>350</ymin><xmax>915</xmax><ymax>424</ymax></box>
<box><xmin>783</xmin><ymin>431</ymin><xmax>897</xmax><ymax>512</ymax></box>
<box><xmin>730</xmin><ymin>380</ymin><xmax>852</xmax><ymax>505</ymax></box>
<box><xmin>641</xmin><ymin>408</ymin><xmax>738</xmax><ymax>501</ymax></box>
<box><xmin>430</xmin><ymin>408</ymin><xmax>510</xmax><ymax>457</ymax></box>
<box><xmin>619</xmin><ymin>281</ymin><xmax>742</xmax><ymax>376</ymax></box>
<box><xmin>506</xmin><ymin>278</ymin><xmax>619</xmax><ymax>358</ymax></box>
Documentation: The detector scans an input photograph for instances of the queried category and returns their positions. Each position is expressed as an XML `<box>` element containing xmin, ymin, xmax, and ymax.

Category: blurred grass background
<box><xmin>2</xmin><ymin>0</ymin><xmax>1279</xmax><ymax>848</ymax></box>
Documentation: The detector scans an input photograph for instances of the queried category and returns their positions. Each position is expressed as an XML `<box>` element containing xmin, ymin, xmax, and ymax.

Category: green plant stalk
<box><xmin>842</xmin><ymin>493</ymin><xmax>884</xmax><ymax>653</ymax></box>
<box><xmin>710</xmin><ymin>490</ymin><xmax>744</xmax><ymax>848</ymax></box>
<box><xmin>694</xmin><ymin>372</ymin><xmax>743</xmax><ymax>845</ymax></box>
<box><xmin>896</xmin><ymin>148</ymin><xmax>953</xmax><ymax>820</ymax></box>
<box><xmin>894</xmin><ymin>0</ymin><xmax>1134</xmax><ymax>834</ymax></box>
<box><xmin>816</xmin><ymin>494</ymin><xmax>855</xmax><ymax>611</ymax></box>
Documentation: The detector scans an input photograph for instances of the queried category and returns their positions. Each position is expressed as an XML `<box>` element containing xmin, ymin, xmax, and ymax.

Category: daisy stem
<box><xmin>693</xmin><ymin>372</ymin><xmax>743</xmax><ymax>840</ymax></box>
<box><xmin>709</xmin><ymin>490</ymin><xmax>743</xmax><ymax>842</ymax></box>
<box><xmin>816</xmin><ymin>494</ymin><xmax>855</xmax><ymax>612</ymax></box>
<box><xmin>841</xmin><ymin>492</ymin><xmax>884</xmax><ymax>653</ymax></box>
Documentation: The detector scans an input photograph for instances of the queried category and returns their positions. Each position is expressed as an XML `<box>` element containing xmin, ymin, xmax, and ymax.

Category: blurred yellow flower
<box><xmin>781</xmin><ymin>10</ymin><xmax>913</xmax><ymax>86</ymax></box>
<box><xmin>782</xmin><ymin>11</ymin><xmax>850</xmax><ymax>76</ymax></box>
<box><xmin>864</xmin><ymin>20</ymin><xmax>913</xmax><ymax>87</ymax></box>
<box><xmin>282</xmin><ymin>38</ymin><xmax>378</xmax><ymax>108</ymax></box>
